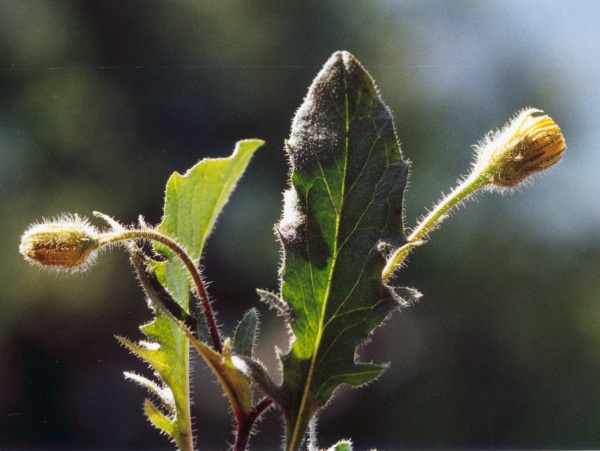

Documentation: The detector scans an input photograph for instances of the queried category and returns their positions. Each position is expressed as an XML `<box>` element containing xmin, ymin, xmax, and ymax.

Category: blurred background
<box><xmin>0</xmin><ymin>1</ymin><xmax>598</xmax><ymax>449</ymax></box>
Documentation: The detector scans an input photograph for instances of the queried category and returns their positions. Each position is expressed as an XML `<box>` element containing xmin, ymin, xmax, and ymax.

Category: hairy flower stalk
<box><xmin>383</xmin><ymin>108</ymin><xmax>566</xmax><ymax>281</ymax></box>
<box><xmin>19</xmin><ymin>213</ymin><xmax>223</xmax><ymax>353</ymax></box>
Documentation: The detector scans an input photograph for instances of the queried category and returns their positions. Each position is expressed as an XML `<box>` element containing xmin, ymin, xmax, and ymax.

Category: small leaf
<box><xmin>276</xmin><ymin>51</ymin><xmax>411</xmax><ymax>449</ymax></box>
<box><xmin>233</xmin><ymin>308</ymin><xmax>259</xmax><ymax>358</ymax></box>
<box><xmin>189</xmin><ymin>336</ymin><xmax>253</xmax><ymax>416</ymax></box>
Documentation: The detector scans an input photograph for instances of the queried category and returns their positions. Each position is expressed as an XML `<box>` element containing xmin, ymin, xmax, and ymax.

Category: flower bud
<box><xmin>473</xmin><ymin>108</ymin><xmax>566</xmax><ymax>189</ymax></box>
<box><xmin>20</xmin><ymin>215</ymin><xmax>101</xmax><ymax>273</ymax></box>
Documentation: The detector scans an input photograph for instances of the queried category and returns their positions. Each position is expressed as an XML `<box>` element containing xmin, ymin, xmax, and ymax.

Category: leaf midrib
<box><xmin>289</xmin><ymin>69</ymin><xmax>351</xmax><ymax>450</ymax></box>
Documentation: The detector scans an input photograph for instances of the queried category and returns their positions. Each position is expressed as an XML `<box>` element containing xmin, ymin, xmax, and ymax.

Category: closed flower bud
<box><xmin>473</xmin><ymin>108</ymin><xmax>566</xmax><ymax>189</ymax></box>
<box><xmin>20</xmin><ymin>215</ymin><xmax>101</xmax><ymax>273</ymax></box>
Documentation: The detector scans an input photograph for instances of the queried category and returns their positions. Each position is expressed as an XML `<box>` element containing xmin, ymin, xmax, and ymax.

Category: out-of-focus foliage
<box><xmin>1</xmin><ymin>1</ymin><xmax>598</xmax><ymax>449</ymax></box>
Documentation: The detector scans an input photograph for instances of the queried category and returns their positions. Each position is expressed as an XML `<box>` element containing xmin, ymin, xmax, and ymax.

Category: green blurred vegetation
<box><xmin>0</xmin><ymin>1</ymin><xmax>597</xmax><ymax>449</ymax></box>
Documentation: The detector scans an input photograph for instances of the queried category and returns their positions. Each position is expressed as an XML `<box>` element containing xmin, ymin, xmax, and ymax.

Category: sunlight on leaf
<box><xmin>276</xmin><ymin>51</ymin><xmax>411</xmax><ymax>449</ymax></box>
<box><xmin>123</xmin><ymin>140</ymin><xmax>263</xmax><ymax>449</ymax></box>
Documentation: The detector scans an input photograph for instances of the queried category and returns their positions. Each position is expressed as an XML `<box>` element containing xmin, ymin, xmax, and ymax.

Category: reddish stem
<box><xmin>100</xmin><ymin>229</ymin><xmax>223</xmax><ymax>354</ymax></box>
<box><xmin>234</xmin><ymin>397</ymin><xmax>274</xmax><ymax>451</ymax></box>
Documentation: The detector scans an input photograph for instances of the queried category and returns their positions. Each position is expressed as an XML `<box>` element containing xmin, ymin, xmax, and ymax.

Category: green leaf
<box><xmin>151</xmin><ymin>137</ymin><xmax>265</xmax><ymax>349</ymax></box>
<box><xmin>325</xmin><ymin>440</ymin><xmax>354</xmax><ymax>451</ymax></box>
<box><xmin>233</xmin><ymin>308</ymin><xmax>259</xmax><ymax>358</ymax></box>
<box><xmin>156</xmin><ymin>139</ymin><xmax>265</xmax><ymax>264</ymax></box>
<box><xmin>145</xmin><ymin>399</ymin><xmax>177</xmax><ymax>437</ymax></box>
<box><xmin>276</xmin><ymin>51</ymin><xmax>410</xmax><ymax>449</ymax></box>
<box><xmin>123</xmin><ymin>140</ymin><xmax>263</xmax><ymax>448</ymax></box>
<box><xmin>118</xmin><ymin>314</ymin><xmax>192</xmax><ymax>451</ymax></box>
<box><xmin>188</xmin><ymin>336</ymin><xmax>253</xmax><ymax>416</ymax></box>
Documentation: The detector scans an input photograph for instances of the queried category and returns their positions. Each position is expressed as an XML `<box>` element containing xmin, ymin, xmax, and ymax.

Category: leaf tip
<box><xmin>232</xmin><ymin>307</ymin><xmax>260</xmax><ymax>358</ymax></box>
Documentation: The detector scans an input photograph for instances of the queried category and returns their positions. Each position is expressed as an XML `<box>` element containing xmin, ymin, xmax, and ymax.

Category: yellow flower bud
<box><xmin>19</xmin><ymin>214</ymin><xmax>101</xmax><ymax>273</ymax></box>
<box><xmin>473</xmin><ymin>108</ymin><xmax>566</xmax><ymax>189</ymax></box>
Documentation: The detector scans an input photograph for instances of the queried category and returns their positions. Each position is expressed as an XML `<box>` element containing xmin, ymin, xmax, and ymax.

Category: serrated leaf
<box><xmin>123</xmin><ymin>140</ymin><xmax>263</xmax><ymax>448</ymax></box>
<box><xmin>277</xmin><ymin>51</ymin><xmax>410</xmax><ymax>449</ymax></box>
<box><xmin>233</xmin><ymin>308</ymin><xmax>259</xmax><ymax>358</ymax></box>
<box><xmin>118</xmin><ymin>317</ymin><xmax>191</xmax><ymax>450</ymax></box>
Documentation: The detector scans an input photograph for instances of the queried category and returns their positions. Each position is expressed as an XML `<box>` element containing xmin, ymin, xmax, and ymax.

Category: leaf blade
<box><xmin>156</xmin><ymin>139</ymin><xmax>265</xmax><ymax>263</ymax></box>
<box><xmin>123</xmin><ymin>140</ymin><xmax>263</xmax><ymax>447</ymax></box>
<box><xmin>277</xmin><ymin>51</ymin><xmax>410</xmax><ymax>449</ymax></box>
<box><xmin>233</xmin><ymin>308</ymin><xmax>259</xmax><ymax>358</ymax></box>
<box><xmin>188</xmin><ymin>336</ymin><xmax>253</xmax><ymax>416</ymax></box>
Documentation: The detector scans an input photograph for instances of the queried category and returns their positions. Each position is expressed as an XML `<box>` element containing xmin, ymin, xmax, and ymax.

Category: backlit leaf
<box><xmin>123</xmin><ymin>140</ymin><xmax>263</xmax><ymax>448</ymax></box>
<box><xmin>276</xmin><ymin>51</ymin><xmax>411</xmax><ymax>449</ymax></box>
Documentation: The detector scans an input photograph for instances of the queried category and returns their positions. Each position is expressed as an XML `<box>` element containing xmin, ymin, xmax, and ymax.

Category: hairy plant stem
<box><xmin>165</xmin><ymin>313</ymin><xmax>273</xmax><ymax>451</ymax></box>
<box><xmin>408</xmin><ymin>173</ymin><xmax>486</xmax><ymax>243</ymax></box>
<box><xmin>112</xmin><ymin>230</ymin><xmax>273</xmax><ymax>451</ymax></box>
<box><xmin>234</xmin><ymin>397</ymin><xmax>274</xmax><ymax>451</ymax></box>
<box><xmin>382</xmin><ymin>172</ymin><xmax>488</xmax><ymax>282</ymax></box>
<box><xmin>99</xmin><ymin>229</ymin><xmax>223</xmax><ymax>354</ymax></box>
<box><xmin>178</xmin><ymin>340</ymin><xmax>194</xmax><ymax>451</ymax></box>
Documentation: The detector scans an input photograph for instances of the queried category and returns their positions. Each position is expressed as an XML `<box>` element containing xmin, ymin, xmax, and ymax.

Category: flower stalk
<box><xmin>383</xmin><ymin>108</ymin><xmax>566</xmax><ymax>282</ymax></box>
<box><xmin>20</xmin><ymin>213</ymin><xmax>223</xmax><ymax>354</ymax></box>
<box><xmin>98</xmin><ymin>227</ymin><xmax>223</xmax><ymax>354</ymax></box>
